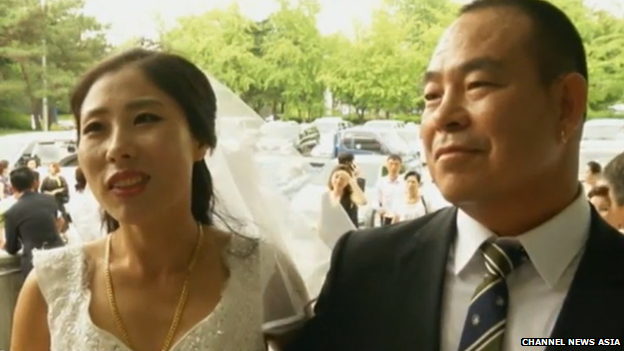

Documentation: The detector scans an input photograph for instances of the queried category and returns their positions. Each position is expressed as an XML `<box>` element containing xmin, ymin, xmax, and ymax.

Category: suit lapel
<box><xmin>392</xmin><ymin>208</ymin><xmax>457</xmax><ymax>351</ymax></box>
<box><xmin>548</xmin><ymin>208</ymin><xmax>624</xmax><ymax>347</ymax></box>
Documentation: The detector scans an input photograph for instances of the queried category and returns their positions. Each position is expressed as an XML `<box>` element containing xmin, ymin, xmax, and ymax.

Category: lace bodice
<box><xmin>32</xmin><ymin>234</ymin><xmax>295</xmax><ymax>351</ymax></box>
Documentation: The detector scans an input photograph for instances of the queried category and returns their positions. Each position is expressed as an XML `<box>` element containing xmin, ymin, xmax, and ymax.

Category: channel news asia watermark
<box><xmin>521</xmin><ymin>338</ymin><xmax>621</xmax><ymax>346</ymax></box>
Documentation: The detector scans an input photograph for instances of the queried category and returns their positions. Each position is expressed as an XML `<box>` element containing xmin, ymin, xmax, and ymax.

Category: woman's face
<box><xmin>77</xmin><ymin>67</ymin><xmax>207</xmax><ymax>225</ymax></box>
<box><xmin>590</xmin><ymin>195</ymin><xmax>611</xmax><ymax>221</ymax></box>
<box><xmin>331</xmin><ymin>170</ymin><xmax>350</xmax><ymax>190</ymax></box>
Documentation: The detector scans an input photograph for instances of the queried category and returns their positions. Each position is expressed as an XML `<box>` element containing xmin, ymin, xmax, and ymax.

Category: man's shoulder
<box><xmin>339</xmin><ymin>207</ymin><xmax>454</xmax><ymax>264</ymax></box>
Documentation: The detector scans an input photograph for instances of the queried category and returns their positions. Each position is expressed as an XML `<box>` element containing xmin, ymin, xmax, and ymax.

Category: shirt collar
<box><xmin>383</xmin><ymin>176</ymin><xmax>402</xmax><ymax>184</ymax></box>
<box><xmin>453</xmin><ymin>190</ymin><xmax>591</xmax><ymax>288</ymax></box>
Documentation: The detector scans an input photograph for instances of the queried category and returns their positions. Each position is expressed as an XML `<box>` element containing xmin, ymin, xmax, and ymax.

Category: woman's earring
<box><xmin>560</xmin><ymin>130</ymin><xmax>568</xmax><ymax>144</ymax></box>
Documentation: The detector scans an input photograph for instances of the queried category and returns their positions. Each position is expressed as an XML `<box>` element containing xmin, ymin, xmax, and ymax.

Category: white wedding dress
<box><xmin>32</xmin><ymin>233</ymin><xmax>303</xmax><ymax>351</ymax></box>
<box><xmin>26</xmin><ymin>74</ymin><xmax>331</xmax><ymax>351</ymax></box>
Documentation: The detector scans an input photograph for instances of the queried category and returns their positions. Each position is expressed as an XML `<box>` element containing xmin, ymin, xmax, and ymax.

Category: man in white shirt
<box><xmin>374</xmin><ymin>154</ymin><xmax>405</xmax><ymax>225</ymax></box>
<box><xmin>603</xmin><ymin>152</ymin><xmax>624</xmax><ymax>233</ymax></box>
<box><xmin>287</xmin><ymin>1</ymin><xmax>624</xmax><ymax>351</ymax></box>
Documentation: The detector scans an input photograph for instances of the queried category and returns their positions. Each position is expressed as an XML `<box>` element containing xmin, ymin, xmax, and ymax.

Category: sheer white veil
<box><xmin>204</xmin><ymin>76</ymin><xmax>332</xmax><ymax>328</ymax></box>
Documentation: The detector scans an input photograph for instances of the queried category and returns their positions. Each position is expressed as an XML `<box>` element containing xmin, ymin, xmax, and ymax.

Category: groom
<box><xmin>286</xmin><ymin>0</ymin><xmax>624</xmax><ymax>350</ymax></box>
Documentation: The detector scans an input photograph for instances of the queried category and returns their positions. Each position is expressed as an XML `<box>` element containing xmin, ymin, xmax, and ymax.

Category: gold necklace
<box><xmin>104</xmin><ymin>223</ymin><xmax>204</xmax><ymax>351</ymax></box>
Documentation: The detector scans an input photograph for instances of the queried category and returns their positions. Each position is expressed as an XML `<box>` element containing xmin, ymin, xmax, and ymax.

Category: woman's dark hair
<box><xmin>70</xmin><ymin>48</ymin><xmax>218</xmax><ymax>233</ymax></box>
<box><xmin>75</xmin><ymin>167</ymin><xmax>86</xmax><ymax>192</ymax></box>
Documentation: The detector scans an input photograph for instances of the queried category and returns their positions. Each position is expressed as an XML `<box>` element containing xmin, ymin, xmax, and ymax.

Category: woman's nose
<box><xmin>105</xmin><ymin>128</ymin><xmax>138</xmax><ymax>163</ymax></box>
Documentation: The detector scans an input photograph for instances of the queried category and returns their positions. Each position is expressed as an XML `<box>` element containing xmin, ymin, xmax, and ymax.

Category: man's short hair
<box><xmin>603</xmin><ymin>152</ymin><xmax>624</xmax><ymax>207</ymax></box>
<box><xmin>404</xmin><ymin>170</ymin><xmax>422</xmax><ymax>183</ymax></box>
<box><xmin>587</xmin><ymin>161</ymin><xmax>602</xmax><ymax>175</ymax></box>
<box><xmin>460</xmin><ymin>0</ymin><xmax>588</xmax><ymax>90</ymax></box>
<box><xmin>388</xmin><ymin>154</ymin><xmax>402</xmax><ymax>163</ymax></box>
<box><xmin>337</xmin><ymin>152</ymin><xmax>355</xmax><ymax>165</ymax></box>
<box><xmin>9</xmin><ymin>167</ymin><xmax>36</xmax><ymax>192</ymax></box>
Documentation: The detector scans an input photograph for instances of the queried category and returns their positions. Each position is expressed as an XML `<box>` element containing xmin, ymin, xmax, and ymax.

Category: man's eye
<box><xmin>424</xmin><ymin>92</ymin><xmax>441</xmax><ymax>101</ymax></box>
<box><xmin>467</xmin><ymin>81</ymin><xmax>494</xmax><ymax>90</ymax></box>
<box><xmin>134</xmin><ymin>113</ymin><xmax>162</xmax><ymax>124</ymax></box>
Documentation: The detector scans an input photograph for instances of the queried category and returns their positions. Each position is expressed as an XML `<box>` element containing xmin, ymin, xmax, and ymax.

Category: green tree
<box><xmin>0</xmin><ymin>0</ymin><xmax>109</xmax><ymax>129</ymax></box>
<box><xmin>322</xmin><ymin>0</ymin><xmax>456</xmax><ymax>119</ymax></box>
<box><xmin>550</xmin><ymin>0</ymin><xmax>624</xmax><ymax>113</ymax></box>
<box><xmin>162</xmin><ymin>4</ymin><xmax>266</xmax><ymax>111</ymax></box>
<box><xmin>260</xmin><ymin>0</ymin><xmax>325</xmax><ymax>120</ymax></box>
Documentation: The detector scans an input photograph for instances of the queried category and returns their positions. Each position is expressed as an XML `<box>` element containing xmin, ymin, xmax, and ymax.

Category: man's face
<box><xmin>387</xmin><ymin>159</ymin><xmax>401</xmax><ymax>175</ymax></box>
<box><xmin>420</xmin><ymin>7</ymin><xmax>584</xmax><ymax>206</ymax></box>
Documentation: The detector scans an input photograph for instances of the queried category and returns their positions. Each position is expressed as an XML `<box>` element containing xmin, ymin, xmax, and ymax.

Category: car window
<box><xmin>32</xmin><ymin>142</ymin><xmax>74</xmax><ymax>166</ymax></box>
<box><xmin>349</xmin><ymin>132</ymin><xmax>383</xmax><ymax>152</ymax></box>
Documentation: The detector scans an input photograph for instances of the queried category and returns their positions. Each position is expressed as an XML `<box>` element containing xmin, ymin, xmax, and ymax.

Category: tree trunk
<box><xmin>18</xmin><ymin>62</ymin><xmax>41</xmax><ymax>130</ymax></box>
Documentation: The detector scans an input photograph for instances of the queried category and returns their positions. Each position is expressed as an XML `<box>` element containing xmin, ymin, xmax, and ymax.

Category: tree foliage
<box><xmin>0</xmin><ymin>0</ymin><xmax>109</xmax><ymax>129</ymax></box>
<box><xmin>148</xmin><ymin>0</ymin><xmax>624</xmax><ymax>120</ymax></box>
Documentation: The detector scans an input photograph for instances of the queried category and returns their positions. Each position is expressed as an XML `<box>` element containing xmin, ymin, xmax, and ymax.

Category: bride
<box><xmin>10</xmin><ymin>48</ymin><xmax>330</xmax><ymax>351</ymax></box>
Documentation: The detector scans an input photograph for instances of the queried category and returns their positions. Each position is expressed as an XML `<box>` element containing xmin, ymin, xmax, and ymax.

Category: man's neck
<box><xmin>459</xmin><ymin>181</ymin><xmax>580</xmax><ymax>237</ymax></box>
<box><xmin>388</xmin><ymin>174</ymin><xmax>399</xmax><ymax>181</ymax></box>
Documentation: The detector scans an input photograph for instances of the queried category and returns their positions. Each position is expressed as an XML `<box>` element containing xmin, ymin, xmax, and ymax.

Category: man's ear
<box><xmin>557</xmin><ymin>72</ymin><xmax>587</xmax><ymax>138</ymax></box>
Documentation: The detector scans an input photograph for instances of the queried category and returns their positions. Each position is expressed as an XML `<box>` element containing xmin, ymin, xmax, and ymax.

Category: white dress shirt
<box><xmin>374</xmin><ymin>175</ymin><xmax>404</xmax><ymax>216</ymax></box>
<box><xmin>441</xmin><ymin>192</ymin><xmax>591</xmax><ymax>351</ymax></box>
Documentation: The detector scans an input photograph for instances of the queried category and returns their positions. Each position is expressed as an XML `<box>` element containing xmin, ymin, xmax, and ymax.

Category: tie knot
<box><xmin>481</xmin><ymin>239</ymin><xmax>527</xmax><ymax>278</ymax></box>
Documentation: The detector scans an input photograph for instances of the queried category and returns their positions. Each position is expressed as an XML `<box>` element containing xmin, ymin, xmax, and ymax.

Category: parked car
<box><xmin>0</xmin><ymin>130</ymin><xmax>77</xmax><ymax>169</ymax></box>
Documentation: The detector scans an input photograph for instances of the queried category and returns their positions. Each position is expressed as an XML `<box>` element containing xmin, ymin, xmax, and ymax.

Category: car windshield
<box><xmin>379</xmin><ymin>131</ymin><xmax>411</xmax><ymax>153</ymax></box>
<box><xmin>32</xmin><ymin>142</ymin><xmax>74</xmax><ymax>166</ymax></box>
<box><xmin>310</xmin><ymin>160</ymin><xmax>381</xmax><ymax>187</ymax></box>
<box><xmin>582</xmin><ymin>123</ymin><xmax>624</xmax><ymax>140</ymax></box>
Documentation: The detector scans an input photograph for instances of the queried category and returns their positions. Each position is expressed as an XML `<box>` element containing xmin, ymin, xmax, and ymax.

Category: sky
<box><xmin>83</xmin><ymin>0</ymin><xmax>624</xmax><ymax>45</ymax></box>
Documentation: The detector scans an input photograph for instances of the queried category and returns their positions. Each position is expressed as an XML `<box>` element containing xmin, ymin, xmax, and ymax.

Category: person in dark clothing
<box><xmin>40</xmin><ymin>162</ymin><xmax>70</xmax><ymax>231</ymax></box>
<box><xmin>3</xmin><ymin>167</ymin><xmax>65</xmax><ymax>279</ymax></box>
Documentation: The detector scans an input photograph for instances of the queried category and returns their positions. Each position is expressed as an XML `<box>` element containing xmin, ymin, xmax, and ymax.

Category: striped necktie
<box><xmin>458</xmin><ymin>239</ymin><xmax>528</xmax><ymax>351</ymax></box>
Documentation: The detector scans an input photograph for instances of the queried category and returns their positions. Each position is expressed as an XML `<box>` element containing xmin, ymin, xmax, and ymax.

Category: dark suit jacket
<box><xmin>287</xmin><ymin>207</ymin><xmax>624</xmax><ymax>351</ymax></box>
<box><xmin>4</xmin><ymin>191</ymin><xmax>65</xmax><ymax>277</ymax></box>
